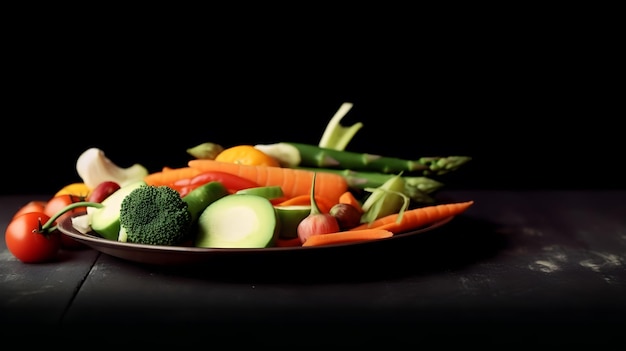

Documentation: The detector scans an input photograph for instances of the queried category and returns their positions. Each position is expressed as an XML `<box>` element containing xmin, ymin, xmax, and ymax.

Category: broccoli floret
<box><xmin>118</xmin><ymin>185</ymin><xmax>192</xmax><ymax>246</ymax></box>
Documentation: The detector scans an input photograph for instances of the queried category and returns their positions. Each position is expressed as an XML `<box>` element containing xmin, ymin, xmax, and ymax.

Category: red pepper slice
<box><xmin>173</xmin><ymin>171</ymin><xmax>260</xmax><ymax>196</ymax></box>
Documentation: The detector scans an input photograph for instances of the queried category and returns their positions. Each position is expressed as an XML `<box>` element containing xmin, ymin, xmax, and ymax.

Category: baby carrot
<box><xmin>302</xmin><ymin>229</ymin><xmax>393</xmax><ymax>247</ymax></box>
<box><xmin>350</xmin><ymin>200</ymin><xmax>474</xmax><ymax>233</ymax></box>
<box><xmin>338</xmin><ymin>191</ymin><xmax>363</xmax><ymax>213</ymax></box>
<box><xmin>274</xmin><ymin>237</ymin><xmax>304</xmax><ymax>247</ymax></box>
<box><xmin>275</xmin><ymin>194</ymin><xmax>334</xmax><ymax>214</ymax></box>
<box><xmin>188</xmin><ymin>159</ymin><xmax>349</xmax><ymax>204</ymax></box>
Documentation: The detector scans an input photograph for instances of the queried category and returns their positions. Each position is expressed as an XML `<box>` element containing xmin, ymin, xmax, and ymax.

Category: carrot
<box><xmin>274</xmin><ymin>237</ymin><xmax>303</xmax><ymax>247</ymax></box>
<box><xmin>350</xmin><ymin>200</ymin><xmax>474</xmax><ymax>233</ymax></box>
<box><xmin>302</xmin><ymin>229</ymin><xmax>393</xmax><ymax>247</ymax></box>
<box><xmin>338</xmin><ymin>191</ymin><xmax>363</xmax><ymax>213</ymax></box>
<box><xmin>188</xmin><ymin>159</ymin><xmax>349</xmax><ymax>204</ymax></box>
<box><xmin>275</xmin><ymin>194</ymin><xmax>335</xmax><ymax>214</ymax></box>
<box><xmin>144</xmin><ymin>167</ymin><xmax>203</xmax><ymax>187</ymax></box>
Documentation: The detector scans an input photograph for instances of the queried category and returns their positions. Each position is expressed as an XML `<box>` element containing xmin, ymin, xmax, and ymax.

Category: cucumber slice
<box><xmin>235</xmin><ymin>186</ymin><xmax>284</xmax><ymax>200</ymax></box>
<box><xmin>274</xmin><ymin>205</ymin><xmax>311</xmax><ymax>239</ymax></box>
<box><xmin>195</xmin><ymin>194</ymin><xmax>279</xmax><ymax>248</ymax></box>
<box><xmin>89</xmin><ymin>180</ymin><xmax>146</xmax><ymax>241</ymax></box>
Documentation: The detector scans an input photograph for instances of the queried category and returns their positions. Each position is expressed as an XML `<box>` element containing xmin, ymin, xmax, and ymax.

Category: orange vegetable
<box><xmin>350</xmin><ymin>200</ymin><xmax>474</xmax><ymax>233</ymax></box>
<box><xmin>54</xmin><ymin>182</ymin><xmax>91</xmax><ymax>198</ymax></box>
<box><xmin>274</xmin><ymin>237</ymin><xmax>303</xmax><ymax>247</ymax></box>
<box><xmin>215</xmin><ymin>145</ymin><xmax>280</xmax><ymax>167</ymax></box>
<box><xmin>302</xmin><ymin>229</ymin><xmax>393</xmax><ymax>247</ymax></box>
<box><xmin>275</xmin><ymin>194</ymin><xmax>334</xmax><ymax>214</ymax></box>
<box><xmin>187</xmin><ymin>159</ymin><xmax>349</xmax><ymax>204</ymax></box>
<box><xmin>338</xmin><ymin>191</ymin><xmax>363</xmax><ymax>213</ymax></box>
<box><xmin>144</xmin><ymin>167</ymin><xmax>203</xmax><ymax>187</ymax></box>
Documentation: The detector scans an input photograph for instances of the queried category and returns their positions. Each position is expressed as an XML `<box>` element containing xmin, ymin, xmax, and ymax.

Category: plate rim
<box><xmin>57</xmin><ymin>214</ymin><xmax>455</xmax><ymax>263</ymax></box>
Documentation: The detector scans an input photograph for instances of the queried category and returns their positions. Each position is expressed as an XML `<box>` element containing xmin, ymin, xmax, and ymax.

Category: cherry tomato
<box><xmin>44</xmin><ymin>194</ymin><xmax>88</xmax><ymax>249</ymax></box>
<box><xmin>13</xmin><ymin>200</ymin><xmax>47</xmax><ymax>219</ymax></box>
<box><xmin>44</xmin><ymin>194</ymin><xmax>87</xmax><ymax>222</ymax></box>
<box><xmin>5</xmin><ymin>212</ymin><xmax>61</xmax><ymax>263</ymax></box>
<box><xmin>87</xmin><ymin>181</ymin><xmax>120</xmax><ymax>203</ymax></box>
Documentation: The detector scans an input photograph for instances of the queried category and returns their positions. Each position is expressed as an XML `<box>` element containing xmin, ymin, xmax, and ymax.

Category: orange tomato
<box><xmin>215</xmin><ymin>145</ymin><xmax>280</xmax><ymax>167</ymax></box>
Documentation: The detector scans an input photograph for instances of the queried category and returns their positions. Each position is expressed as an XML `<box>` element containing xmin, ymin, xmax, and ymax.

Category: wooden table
<box><xmin>1</xmin><ymin>190</ymin><xmax>625</xmax><ymax>347</ymax></box>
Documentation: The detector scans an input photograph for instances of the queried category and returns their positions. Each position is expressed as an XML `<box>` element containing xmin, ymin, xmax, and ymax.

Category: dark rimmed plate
<box><xmin>57</xmin><ymin>214</ymin><xmax>454</xmax><ymax>265</ymax></box>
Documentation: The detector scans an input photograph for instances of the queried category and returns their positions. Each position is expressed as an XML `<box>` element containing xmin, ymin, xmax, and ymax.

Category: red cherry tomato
<box><xmin>12</xmin><ymin>200</ymin><xmax>47</xmax><ymax>219</ymax></box>
<box><xmin>87</xmin><ymin>181</ymin><xmax>120</xmax><ymax>203</ymax></box>
<box><xmin>5</xmin><ymin>212</ymin><xmax>61</xmax><ymax>263</ymax></box>
<box><xmin>44</xmin><ymin>194</ymin><xmax>88</xmax><ymax>249</ymax></box>
<box><xmin>44</xmin><ymin>194</ymin><xmax>87</xmax><ymax>223</ymax></box>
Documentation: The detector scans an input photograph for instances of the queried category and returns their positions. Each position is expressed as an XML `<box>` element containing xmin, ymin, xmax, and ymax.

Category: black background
<box><xmin>3</xmin><ymin>16</ymin><xmax>622</xmax><ymax>195</ymax></box>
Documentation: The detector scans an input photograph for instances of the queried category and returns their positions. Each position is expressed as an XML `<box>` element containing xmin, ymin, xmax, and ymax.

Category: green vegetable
<box><xmin>274</xmin><ymin>205</ymin><xmax>311</xmax><ymax>239</ymax></box>
<box><xmin>118</xmin><ymin>182</ymin><xmax>228</xmax><ymax>246</ymax></box>
<box><xmin>182</xmin><ymin>181</ymin><xmax>230</xmax><ymax>222</ymax></box>
<box><xmin>186</xmin><ymin>142</ymin><xmax>224</xmax><ymax>159</ymax></box>
<box><xmin>254</xmin><ymin>142</ymin><xmax>471</xmax><ymax>175</ymax></box>
<box><xmin>195</xmin><ymin>194</ymin><xmax>279</xmax><ymax>248</ymax></box>
<box><xmin>360</xmin><ymin>173</ymin><xmax>410</xmax><ymax>224</ymax></box>
<box><xmin>235</xmin><ymin>186</ymin><xmax>284</xmax><ymax>201</ymax></box>
<box><xmin>317</xmin><ymin>102</ymin><xmax>363</xmax><ymax>150</ymax></box>
<box><xmin>296</xmin><ymin>167</ymin><xmax>444</xmax><ymax>203</ymax></box>
<box><xmin>89</xmin><ymin>180</ymin><xmax>147</xmax><ymax>241</ymax></box>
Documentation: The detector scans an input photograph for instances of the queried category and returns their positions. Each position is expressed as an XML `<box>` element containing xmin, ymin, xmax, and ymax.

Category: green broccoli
<box><xmin>117</xmin><ymin>182</ymin><xmax>230</xmax><ymax>246</ymax></box>
<box><xmin>118</xmin><ymin>185</ymin><xmax>192</xmax><ymax>246</ymax></box>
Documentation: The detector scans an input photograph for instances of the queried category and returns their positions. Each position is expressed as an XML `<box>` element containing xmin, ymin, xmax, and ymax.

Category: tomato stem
<box><xmin>42</xmin><ymin>201</ymin><xmax>103</xmax><ymax>232</ymax></box>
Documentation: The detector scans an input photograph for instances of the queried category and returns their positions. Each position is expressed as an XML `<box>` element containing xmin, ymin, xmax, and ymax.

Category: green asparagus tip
<box><xmin>409</xmin><ymin>156</ymin><xmax>472</xmax><ymax>175</ymax></box>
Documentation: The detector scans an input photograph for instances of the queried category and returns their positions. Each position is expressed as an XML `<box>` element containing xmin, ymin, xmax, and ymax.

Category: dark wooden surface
<box><xmin>2</xmin><ymin>190</ymin><xmax>625</xmax><ymax>346</ymax></box>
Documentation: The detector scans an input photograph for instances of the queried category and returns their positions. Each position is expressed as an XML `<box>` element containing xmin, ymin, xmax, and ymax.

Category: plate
<box><xmin>57</xmin><ymin>214</ymin><xmax>454</xmax><ymax>265</ymax></box>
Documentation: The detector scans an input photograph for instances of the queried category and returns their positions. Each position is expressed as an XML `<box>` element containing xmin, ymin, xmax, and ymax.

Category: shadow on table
<box><xmin>150</xmin><ymin>215</ymin><xmax>510</xmax><ymax>283</ymax></box>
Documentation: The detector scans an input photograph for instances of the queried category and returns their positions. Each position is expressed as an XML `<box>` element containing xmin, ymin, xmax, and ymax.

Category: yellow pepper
<box><xmin>54</xmin><ymin>182</ymin><xmax>91</xmax><ymax>197</ymax></box>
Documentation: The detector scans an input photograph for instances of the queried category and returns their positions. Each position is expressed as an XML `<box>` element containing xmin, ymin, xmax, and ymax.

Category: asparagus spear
<box><xmin>187</xmin><ymin>142</ymin><xmax>224</xmax><ymax>159</ymax></box>
<box><xmin>297</xmin><ymin>167</ymin><xmax>443</xmax><ymax>204</ymax></box>
<box><xmin>254</xmin><ymin>142</ymin><xmax>471</xmax><ymax>175</ymax></box>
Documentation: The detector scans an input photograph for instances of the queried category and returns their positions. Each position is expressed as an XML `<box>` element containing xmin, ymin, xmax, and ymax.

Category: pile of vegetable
<box><xmin>5</xmin><ymin>102</ymin><xmax>474</xmax><ymax>263</ymax></box>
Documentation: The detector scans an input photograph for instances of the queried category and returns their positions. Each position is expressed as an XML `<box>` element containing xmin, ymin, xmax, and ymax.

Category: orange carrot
<box><xmin>188</xmin><ymin>159</ymin><xmax>349</xmax><ymax>204</ymax></box>
<box><xmin>302</xmin><ymin>229</ymin><xmax>393</xmax><ymax>247</ymax></box>
<box><xmin>274</xmin><ymin>237</ymin><xmax>303</xmax><ymax>247</ymax></box>
<box><xmin>144</xmin><ymin>167</ymin><xmax>203</xmax><ymax>187</ymax></box>
<box><xmin>275</xmin><ymin>194</ymin><xmax>334</xmax><ymax>214</ymax></box>
<box><xmin>350</xmin><ymin>200</ymin><xmax>474</xmax><ymax>233</ymax></box>
<box><xmin>338</xmin><ymin>191</ymin><xmax>363</xmax><ymax>213</ymax></box>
